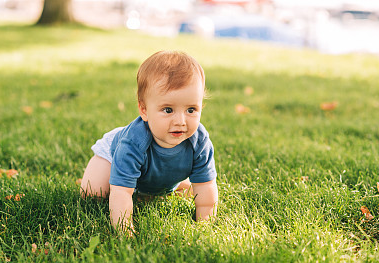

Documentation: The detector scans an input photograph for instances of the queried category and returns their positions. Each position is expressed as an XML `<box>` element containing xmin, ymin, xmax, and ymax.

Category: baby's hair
<box><xmin>137</xmin><ymin>51</ymin><xmax>205</xmax><ymax>103</ymax></box>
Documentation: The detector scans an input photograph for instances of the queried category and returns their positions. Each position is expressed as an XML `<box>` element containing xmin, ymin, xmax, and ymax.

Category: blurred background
<box><xmin>1</xmin><ymin>0</ymin><xmax>379</xmax><ymax>55</ymax></box>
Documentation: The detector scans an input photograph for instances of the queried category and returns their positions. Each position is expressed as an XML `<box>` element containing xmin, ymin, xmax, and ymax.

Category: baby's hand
<box><xmin>192</xmin><ymin>179</ymin><xmax>218</xmax><ymax>221</ymax></box>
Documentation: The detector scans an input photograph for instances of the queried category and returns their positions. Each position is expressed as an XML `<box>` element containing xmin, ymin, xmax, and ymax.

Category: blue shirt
<box><xmin>109</xmin><ymin>117</ymin><xmax>217</xmax><ymax>195</ymax></box>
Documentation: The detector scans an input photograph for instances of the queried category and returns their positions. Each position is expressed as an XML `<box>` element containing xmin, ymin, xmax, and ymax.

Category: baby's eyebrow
<box><xmin>157</xmin><ymin>103</ymin><xmax>173</xmax><ymax>108</ymax></box>
<box><xmin>157</xmin><ymin>99</ymin><xmax>202</xmax><ymax>108</ymax></box>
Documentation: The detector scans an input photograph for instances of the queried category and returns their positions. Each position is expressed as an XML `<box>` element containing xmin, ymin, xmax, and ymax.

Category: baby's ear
<box><xmin>138</xmin><ymin>101</ymin><xmax>148</xmax><ymax>122</ymax></box>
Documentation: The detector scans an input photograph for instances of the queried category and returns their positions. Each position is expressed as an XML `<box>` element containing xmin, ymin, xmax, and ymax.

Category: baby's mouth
<box><xmin>170</xmin><ymin>131</ymin><xmax>185</xmax><ymax>137</ymax></box>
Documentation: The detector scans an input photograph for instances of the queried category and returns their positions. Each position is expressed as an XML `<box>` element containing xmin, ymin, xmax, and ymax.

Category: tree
<box><xmin>37</xmin><ymin>0</ymin><xmax>75</xmax><ymax>25</ymax></box>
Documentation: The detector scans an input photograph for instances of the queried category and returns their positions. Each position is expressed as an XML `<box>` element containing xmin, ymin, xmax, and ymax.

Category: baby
<box><xmin>80</xmin><ymin>51</ymin><xmax>218</xmax><ymax>231</ymax></box>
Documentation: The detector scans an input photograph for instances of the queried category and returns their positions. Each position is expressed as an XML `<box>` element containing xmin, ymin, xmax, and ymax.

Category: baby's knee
<box><xmin>80</xmin><ymin>178</ymin><xmax>109</xmax><ymax>199</ymax></box>
<box><xmin>81</xmin><ymin>156</ymin><xmax>111</xmax><ymax>199</ymax></box>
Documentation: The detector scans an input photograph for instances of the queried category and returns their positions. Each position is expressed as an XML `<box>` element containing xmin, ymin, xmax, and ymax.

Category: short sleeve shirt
<box><xmin>109</xmin><ymin>117</ymin><xmax>217</xmax><ymax>195</ymax></box>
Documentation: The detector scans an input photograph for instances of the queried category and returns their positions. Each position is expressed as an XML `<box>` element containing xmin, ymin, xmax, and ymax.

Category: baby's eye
<box><xmin>163</xmin><ymin>107</ymin><xmax>173</xmax><ymax>114</ymax></box>
<box><xmin>187</xmin><ymin>107</ymin><xmax>196</xmax><ymax>114</ymax></box>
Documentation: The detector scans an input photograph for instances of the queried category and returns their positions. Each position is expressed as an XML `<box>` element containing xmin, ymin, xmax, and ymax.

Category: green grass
<box><xmin>1</xmin><ymin>24</ymin><xmax>379</xmax><ymax>262</ymax></box>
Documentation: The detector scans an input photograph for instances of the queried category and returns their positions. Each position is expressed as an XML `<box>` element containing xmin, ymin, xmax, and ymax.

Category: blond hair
<box><xmin>137</xmin><ymin>51</ymin><xmax>205</xmax><ymax>102</ymax></box>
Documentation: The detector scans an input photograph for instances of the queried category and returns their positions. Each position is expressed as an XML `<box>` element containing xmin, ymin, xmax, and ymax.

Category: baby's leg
<box><xmin>175</xmin><ymin>178</ymin><xmax>193</xmax><ymax>197</ymax></box>
<box><xmin>80</xmin><ymin>155</ymin><xmax>111</xmax><ymax>198</ymax></box>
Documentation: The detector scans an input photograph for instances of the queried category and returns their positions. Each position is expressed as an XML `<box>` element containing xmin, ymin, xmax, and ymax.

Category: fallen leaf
<box><xmin>118</xmin><ymin>102</ymin><xmax>125</xmax><ymax>112</ymax></box>
<box><xmin>14</xmin><ymin>194</ymin><xmax>21</xmax><ymax>201</ymax></box>
<box><xmin>244</xmin><ymin>86</ymin><xmax>254</xmax><ymax>95</ymax></box>
<box><xmin>76</xmin><ymin>178</ymin><xmax>82</xmax><ymax>186</ymax></box>
<box><xmin>320</xmin><ymin>101</ymin><xmax>338</xmax><ymax>111</ymax></box>
<box><xmin>360</xmin><ymin>206</ymin><xmax>370</xmax><ymax>214</ymax></box>
<box><xmin>22</xmin><ymin>106</ymin><xmax>33</xmax><ymax>115</ymax></box>
<box><xmin>377</xmin><ymin>182</ymin><xmax>379</xmax><ymax>193</ymax></box>
<box><xmin>5</xmin><ymin>195</ymin><xmax>13</xmax><ymax>200</ymax></box>
<box><xmin>6</xmin><ymin>169</ymin><xmax>18</xmax><ymax>178</ymax></box>
<box><xmin>360</xmin><ymin>206</ymin><xmax>374</xmax><ymax>221</ymax></box>
<box><xmin>235</xmin><ymin>104</ymin><xmax>250</xmax><ymax>114</ymax></box>
<box><xmin>31</xmin><ymin>243</ymin><xmax>37</xmax><ymax>254</ymax></box>
<box><xmin>39</xmin><ymin>101</ymin><xmax>53</xmax><ymax>108</ymax></box>
<box><xmin>14</xmin><ymin>193</ymin><xmax>25</xmax><ymax>201</ymax></box>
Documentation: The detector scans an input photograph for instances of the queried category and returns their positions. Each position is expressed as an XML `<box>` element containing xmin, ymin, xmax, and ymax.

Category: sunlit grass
<box><xmin>1</xmin><ymin>24</ymin><xmax>379</xmax><ymax>262</ymax></box>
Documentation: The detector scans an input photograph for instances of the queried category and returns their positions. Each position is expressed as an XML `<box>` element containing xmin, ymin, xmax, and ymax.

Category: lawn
<box><xmin>1</xmin><ymin>24</ymin><xmax>379</xmax><ymax>262</ymax></box>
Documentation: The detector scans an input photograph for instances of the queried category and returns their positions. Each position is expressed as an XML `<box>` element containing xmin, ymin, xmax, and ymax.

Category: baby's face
<box><xmin>139</xmin><ymin>75</ymin><xmax>204</xmax><ymax>148</ymax></box>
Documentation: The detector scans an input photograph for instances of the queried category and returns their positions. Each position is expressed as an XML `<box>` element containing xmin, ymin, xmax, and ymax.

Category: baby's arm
<box><xmin>192</xmin><ymin>179</ymin><xmax>218</xmax><ymax>221</ymax></box>
<box><xmin>109</xmin><ymin>185</ymin><xmax>134</xmax><ymax>233</ymax></box>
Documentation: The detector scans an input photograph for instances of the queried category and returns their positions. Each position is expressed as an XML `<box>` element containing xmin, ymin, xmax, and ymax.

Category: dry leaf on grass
<box><xmin>22</xmin><ymin>106</ymin><xmax>33</xmax><ymax>115</ymax></box>
<box><xmin>360</xmin><ymin>206</ymin><xmax>374</xmax><ymax>221</ymax></box>
<box><xmin>31</xmin><ymin>243</ymin><xmax>38</xmax><ymax>254</ymax></box>
<box><xmin>320</xmin><ymin>101</ymin><xmax>338</xmax><ymax>111</ymax></box>
<box><xmin>377</xmin><ymin>182</ymin><xmax>379</xmax><ymax>192</ymax></box>
<box><xmin>5</xmin><ymin>193</ymin><xmax>24</xmax><ymax>201</ymax></box>
<box><xmin>6</xmin><ymin>169</ymin><xmax>18</xmax><ymax>178</ymax></box>
<box><xmin>31</xmin><ymin>243</ymin><xmax>49</xmax><ymax>255</ymax></box>
<box><xmin>39</xmin><ymin>101</ymin><xmax>53</xmax><ymax>108</ymax></box>
<box><xmin>14</xmin><ymin>193</ymin><xmax>25</xmax><ymax>201</ymax></box>
<box><xmin>118</xmin><ymin>102</ymin><xmax>125</xmax><ymax>111</ymax></box>
<box><xmin>32</xmin><ymin>242</ymin><xmax>49</xmax><ymax>255</ymax></box>
<box><xmin>244</xmin><ymin>86</ymin><xmax>254</xmax><ymax>95</ymax></box>
<box><xmin>235</xmin><ymin>104</ymin><xmax>250</xmax><ymax>114</ymax></box>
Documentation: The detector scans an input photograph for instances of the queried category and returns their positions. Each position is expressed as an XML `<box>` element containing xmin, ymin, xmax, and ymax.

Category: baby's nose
<box><xmin>174</xmin><ymin>113</ymin><xmax>186</xmax><ymax>125</ymax></box>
